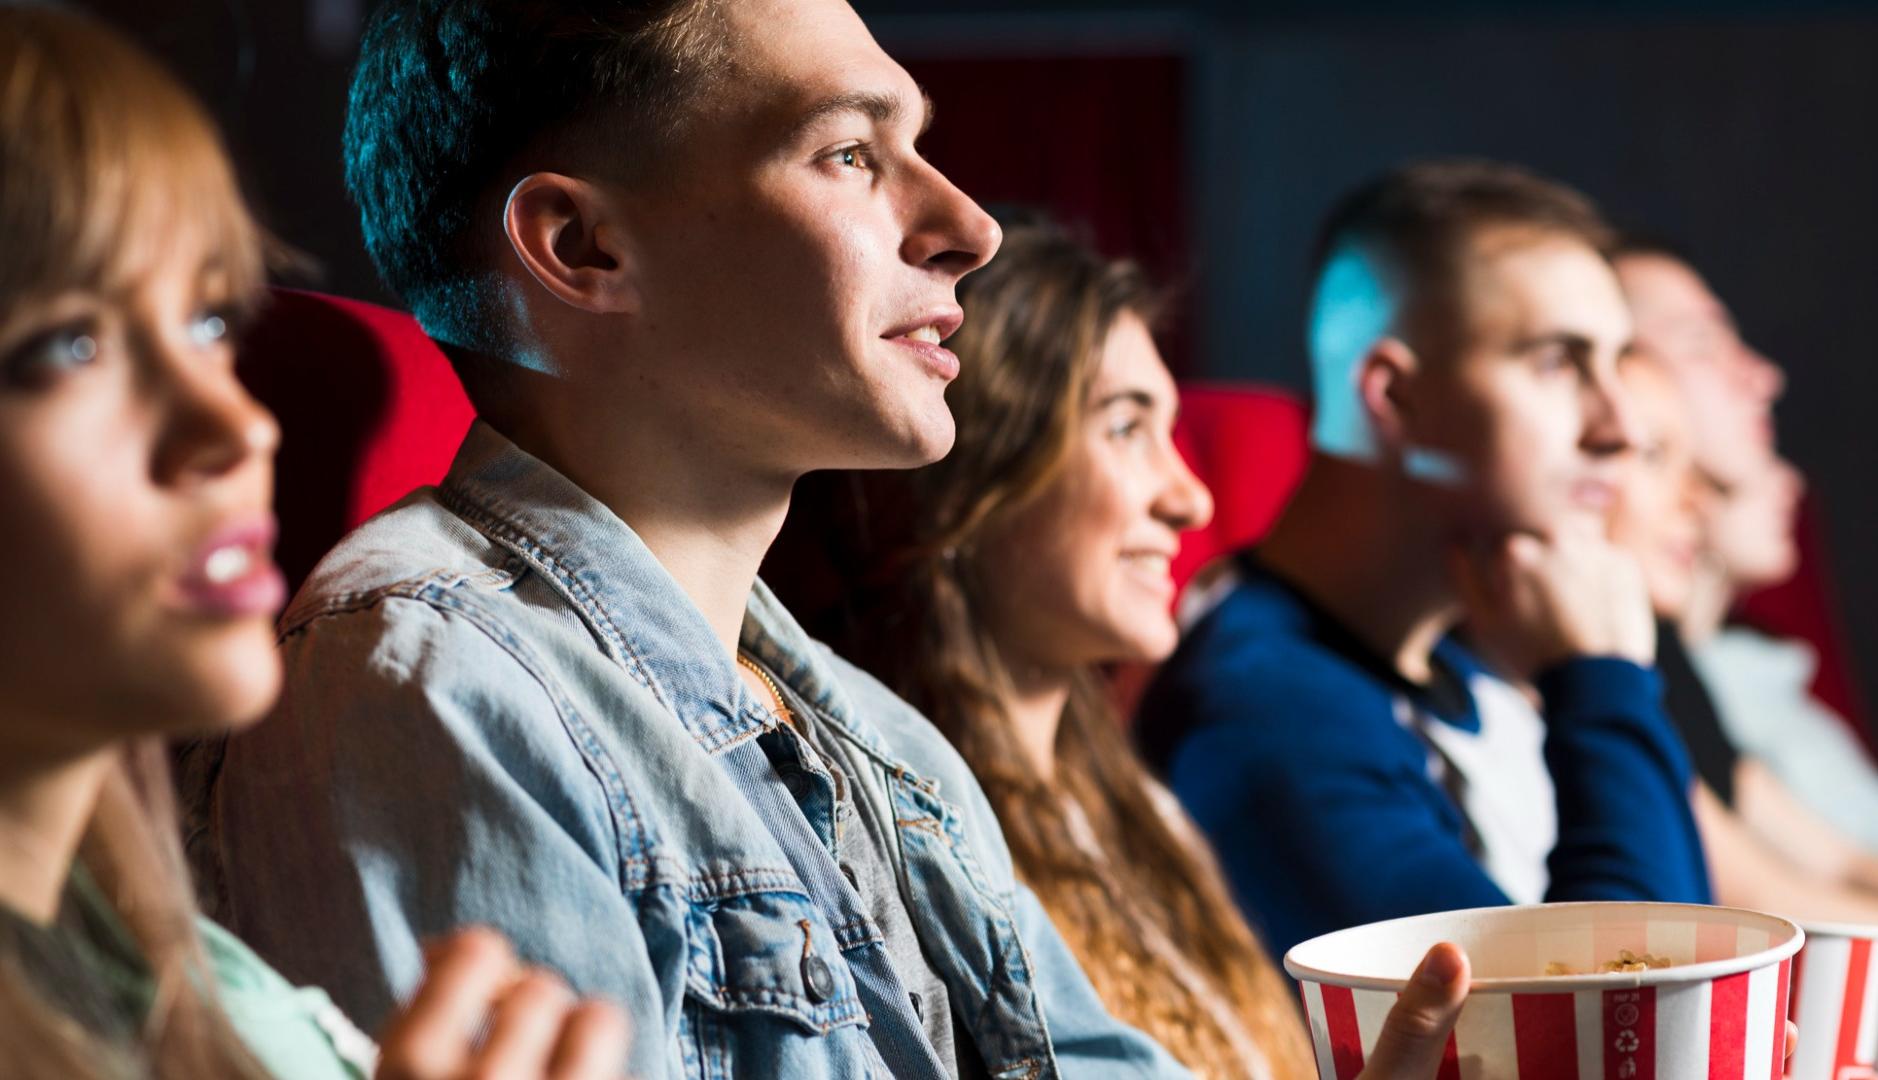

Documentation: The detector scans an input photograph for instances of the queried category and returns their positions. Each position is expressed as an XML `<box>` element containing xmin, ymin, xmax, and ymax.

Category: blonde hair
<box><xmin>0</xmin><ymin>7</ymin><xmax>269</xmax><ymax>1077</ymax></box>
<box><xmin>0</xmin><ymin>4</ymin><xmax>265</xmax><ymax>315</ymax></box>
<box><xmin>785</xmin><ymin>221</ymin><xmax>1317</xmax><ymax>1079</ymax></box>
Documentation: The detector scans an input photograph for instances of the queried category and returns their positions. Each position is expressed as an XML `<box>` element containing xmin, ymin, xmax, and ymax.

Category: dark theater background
<box><xmin>89</xmin><ymin>0</ymin><xmax>1878</xmax><ymax>740</ymax></box>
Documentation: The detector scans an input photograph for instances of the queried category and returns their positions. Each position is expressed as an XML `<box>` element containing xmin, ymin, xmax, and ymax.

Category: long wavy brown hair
<box><xmin>774</xmin><ymin>221</ymin><xmax>1315</xmax><ymax>1079</ymax></box>
<box><xmin>0</xmin><ymin>7</ymin><xmax>271</xmax><ymax>1077</ymax></box>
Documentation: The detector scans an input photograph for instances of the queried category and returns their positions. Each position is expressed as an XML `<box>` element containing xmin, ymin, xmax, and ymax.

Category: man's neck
<box><xmin>486</xmin><ymin>399</ymin><xmax>795</xmax><ymax>659</ymax></box>
<box><xmin>1258</xmin><ymin>454</ymin><xmax>1459</xmax><ymax>684</ymax></box>
<box><xmin>0</xmin><ymin>743</ymin><xmax>113</xmax><ymax>925</ymax></box>
<box><xmin>1678</xmin><ymin>561</ymin><xmax>1736</xmax><ymax>647</ymax></box>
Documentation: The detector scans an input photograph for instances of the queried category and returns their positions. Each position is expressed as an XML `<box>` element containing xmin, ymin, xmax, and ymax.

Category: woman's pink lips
<box><xmin>172</xmin><ymin>517</ymin><xmax>288</xmax><ymax>618</ymax></box>
<box><xmin>174</xmin><ymin>564</ymin><xmax>288</xmax><ymax>618</ymax></box>
<box><xmin>1120</xmin><ymin>556</ymin><xmax>1178</xmax><ymax>597</ymax></box>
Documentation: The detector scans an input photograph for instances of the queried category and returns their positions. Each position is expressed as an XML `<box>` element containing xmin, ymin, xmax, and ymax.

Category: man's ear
<box><xmin>503</xmin><ymin>172</ymin><xmax>641</xmax><ymax>315</ymax></box>
<box><xmin>1356</xmin><ymin>336</ymin><xmax>1420</xmax><ymax>452</ymax></box>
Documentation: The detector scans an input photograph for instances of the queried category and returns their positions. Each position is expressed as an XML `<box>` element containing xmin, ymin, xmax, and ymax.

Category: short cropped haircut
<box><xmin>1308</xmin><ymin>158</ymin><xmax>1615</xmax><ymax>355</ymax></box>
<box><xmin>343</xmin><ymin>0</ymin><xmax>729</xmax><ymax>351</ymax></box>
<box><xmin>1610</xmin><ymin>230</ymin><xmax>1695</xmax><ymax>267</ymax></box>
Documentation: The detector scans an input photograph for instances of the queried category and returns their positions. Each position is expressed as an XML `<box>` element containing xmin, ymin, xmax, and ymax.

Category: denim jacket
<box><xmin>183</xmin><ymin>421</ymin><xmax>1187</xmax><ymax>1080</ymax></box>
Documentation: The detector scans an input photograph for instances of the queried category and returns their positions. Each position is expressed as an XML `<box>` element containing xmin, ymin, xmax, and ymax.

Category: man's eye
<box><xmin>1533</xmin><ymin>346</ymin><xmax>1578</xmax><ymax>375</ymax></box>
<box><xmin>2</xmin><ymin>323</ymin><xmax>100</xmax><ymax>387</ymax></box>
<box><xmin>828</xmin><ymin>145</ymin><xmax>873</xmax><ymax>171</ymax></box>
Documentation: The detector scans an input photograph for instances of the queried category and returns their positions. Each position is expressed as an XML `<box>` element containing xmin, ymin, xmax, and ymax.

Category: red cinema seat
<box><xmin>237</xmin><ymin>288</ymin><xmax>476</xmax><ymax>593</ymax></box>
<box><xmin>1170</xmin><ymin>383</ymin><xmax>1311</xmax><ymax>597</ymax></box>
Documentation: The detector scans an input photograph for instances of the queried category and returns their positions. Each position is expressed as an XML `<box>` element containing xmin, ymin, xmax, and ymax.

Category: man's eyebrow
<box><xmin>787</xmin><ymin>88</ymin><xmax>934</xmax><ymax>141</ymax></box>
<box><xmin>1513</xmin><ymin>330</ymin><xmax>1595</xmax><ymax>353</ymax></box>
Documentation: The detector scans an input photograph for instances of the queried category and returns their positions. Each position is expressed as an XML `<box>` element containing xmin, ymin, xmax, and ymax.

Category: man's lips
<box><xmin>1570</xmin><ymin>477</ymin><xmax>1618</xmax><ymax>510</ymax></box>
<box><xmin>882</xmin><ymin>306</ymin><xmax>965</xmax><ymax>381</ymax></box>
<box><xmin>880</xmin><ymin>306</ymin><xmax>964</xmax><ymax>343</ymax></box>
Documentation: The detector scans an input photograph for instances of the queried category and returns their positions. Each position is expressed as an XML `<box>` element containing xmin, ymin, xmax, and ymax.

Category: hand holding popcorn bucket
<box><xmin>1786</xmin><ymin>920</ymin><xmax>1878</xmax><ymax>1080</ymax></box>
<box><xmin>1285</xmin><ymin>903</ymin><xmax>1802</xmax><ymax>1080</ymax></box>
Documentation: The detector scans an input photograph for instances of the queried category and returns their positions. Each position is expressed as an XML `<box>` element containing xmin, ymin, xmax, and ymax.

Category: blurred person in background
<box><xmin>1607</xmin><ymin>355</ymin><xmax>1878</xmax><ymax>917</ymax></box>
<box><xmin>1138</xmin><ymin>159</ymin><xmax>1710</xmax><ymax>962</ymax></box>
<box><xmin>1615</xmin><ymin>244</ymin><xmax>1878</xmax><ymax>857</ymax></box>
<box><xmin>0</xmin><ymin>6</ymin><xmax>626</xmax><ymax>1079</ymax></box>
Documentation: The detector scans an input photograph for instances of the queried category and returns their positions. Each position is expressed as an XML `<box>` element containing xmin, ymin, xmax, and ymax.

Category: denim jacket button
<box><xmin>802</xmin><ymin>954</ymin><xmax>836</xmax><ymax>1003</ymax></box>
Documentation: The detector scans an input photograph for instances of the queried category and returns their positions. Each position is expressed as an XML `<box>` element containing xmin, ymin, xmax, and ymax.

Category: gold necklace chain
<box><xmin>736</xmin><ymin>653</ymin><xmax>796</xmax><ymax>730</ymax></box>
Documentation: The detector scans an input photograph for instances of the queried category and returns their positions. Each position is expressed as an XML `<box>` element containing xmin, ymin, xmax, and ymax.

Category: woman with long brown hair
<box><xmin>776</xmin><ymin>219</ymin><xmax>1467</xmax><ymax>1079</ymax></box>
<box><xmin>0</xmin><ymin>7</ymin><xmax>624</xmax><ymax>1077</ymax></box>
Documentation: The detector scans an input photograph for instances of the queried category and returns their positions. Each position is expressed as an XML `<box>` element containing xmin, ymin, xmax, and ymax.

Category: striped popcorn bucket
<box><xmin>1285</xmin><ymin>903</ymin><xmax>1802</xmax><ymax>1080</ymax></box>
<box><xmin>1787</xmin><ymin>921</ymin><xmax>1878</xmax><ymax>1080</ymax></box>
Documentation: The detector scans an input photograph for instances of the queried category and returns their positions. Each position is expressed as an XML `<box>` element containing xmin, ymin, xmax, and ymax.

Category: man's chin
<box><xmin>892</xmin><ymin>411</ymin><xmax>957</xmax><ymax>467</ymax></box>
<box><xmin>1460</xmin><ymin>502</ymin><xmax>1594</xmax><ymax>545</ymax></box>
<box><xmin>829</xmin><ymin>417</ymin><xmax>955</xmax><ymax>471</ymax></box>
<box><xmin>900</xmin><ymin>428</ymin><xmax>956</xmax><ymax>468</ymax></box>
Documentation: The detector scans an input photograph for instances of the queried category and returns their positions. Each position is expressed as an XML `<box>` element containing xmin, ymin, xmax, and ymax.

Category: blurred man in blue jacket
<box><xmin>1140</xmin><ymin>159</ymin><xmax>1712</xmax><ymax>962</ymax></box>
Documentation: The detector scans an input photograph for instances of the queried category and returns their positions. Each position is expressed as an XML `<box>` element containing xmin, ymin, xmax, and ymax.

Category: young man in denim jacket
<box><xmin>181</xmin><ymin>2</ymin><xmax>1475</xmax><ymax>1077</ymax></box>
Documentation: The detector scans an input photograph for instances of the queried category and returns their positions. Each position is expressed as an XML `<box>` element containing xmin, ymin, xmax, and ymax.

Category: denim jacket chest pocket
<box><xmin>678</xmin><ymin>880</ymin><xmax>881</xmax><ymax>1079</ymax></box>
<box><xmin>684</xmin><ymin>886</ymin><xmax>863</xmax><ymax>1028</ymax></box>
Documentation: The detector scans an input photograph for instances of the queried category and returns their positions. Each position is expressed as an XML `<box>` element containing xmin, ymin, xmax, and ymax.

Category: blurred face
<box><xmin>1402</xmin><ymin>230</ymin><xmax>1639</xmax><ymax>540</ymax></box>
<box><xmin>974</xmin><ymin>312</ymin><xmax>1214</xmax><ymax>672</ymax></box>
<box><xmin>0</xmin><ymin>223</ymin><xmax>283</xmax><ymax>763</ymax></box>
<box><xmin>1608</xmin><ymin>361</ymin><xmax>1705</xmax><ymax>618</ymax></box>
<box><xmin>1705</xmin><ymin>454</ymin><xmax>1804</xmax><ymax>590</ymax></box>
<box><xmin>1614</xmin><ymin>254</ymin><xmax>1784</xmax><ymax>488</ymax></box>
<box><xmin>617</xmin><ymin>0</ymin><xmax>1000</xmax><ymax>473</ymax></box>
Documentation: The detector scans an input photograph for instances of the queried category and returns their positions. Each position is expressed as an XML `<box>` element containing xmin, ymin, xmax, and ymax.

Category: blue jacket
<box><xmin>1137</xmin><ymin>557</ymin><xmax>1712</xmax><ymax>963</ymax></box>
<box><xmin>182</xmin><ymin>421</ymin><xmax>1187</xmax><ymax>1080</ymax></box>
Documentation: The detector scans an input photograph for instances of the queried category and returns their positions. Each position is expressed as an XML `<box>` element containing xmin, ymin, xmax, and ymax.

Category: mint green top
<box><xmin>197</xmin><ymin>912</ymin><xmax>378</xmax><ymax>1078</ymax></box>
<box><xmin>1</xmin><ymin>867</ymin><xmax>375</xmax><ymax>1079</ymax></box>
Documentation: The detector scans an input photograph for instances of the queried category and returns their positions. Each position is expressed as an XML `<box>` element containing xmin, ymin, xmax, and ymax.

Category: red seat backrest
<box><xmin>237</xmin><ymin>288</ymin><xmax>476</xmax><ymax>592</ymax></box>
<box><xmin>1170</xmin><ymin>382</ymin><xmax>1311</xmax><ymax>595</ymax></box>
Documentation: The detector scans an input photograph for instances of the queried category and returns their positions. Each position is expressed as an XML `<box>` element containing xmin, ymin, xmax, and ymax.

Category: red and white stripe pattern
<box><xmin>1299</xmin><ymin>961</ymin><xmax>1792</xmax><ymax>1080</ymax></box>
<box><xmin>1788</xmin><ymin>932</ymin><xmax>1878</xmax><ymax>1080</ymax></box>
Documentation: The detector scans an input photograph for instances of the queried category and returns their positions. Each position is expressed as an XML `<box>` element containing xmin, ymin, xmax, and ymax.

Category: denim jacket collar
<box><xmin>438</xmin><ymin>420</ymin><xmax>888</xmax><ymax>759</ymax></box>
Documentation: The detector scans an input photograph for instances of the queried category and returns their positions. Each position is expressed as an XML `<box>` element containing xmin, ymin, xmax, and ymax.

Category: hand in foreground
<box><xmin>1452</xmin><ymin>530</ymin><xmax>1656</xmax><ymax>677</ymax></box>
<box><xmin>376</xmin><ymin>928</ymin><xmax>629</xmax><ymax>1080</ymax></box>
<box><xmin>1354</xmin><ymin>942</ymin><xmax>1470</xmax><ymax>1080</ymax></box>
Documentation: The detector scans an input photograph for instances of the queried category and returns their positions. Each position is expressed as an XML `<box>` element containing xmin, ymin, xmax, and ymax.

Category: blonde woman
<box><xmin>0</xmin><ymin>8</ymin><xmax>622</xmax><ymax>1077</ymax></box>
